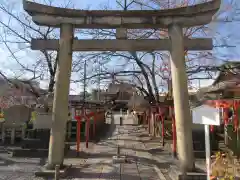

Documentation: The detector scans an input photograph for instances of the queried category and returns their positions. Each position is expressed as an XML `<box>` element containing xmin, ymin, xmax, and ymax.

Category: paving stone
<box><xmin>121</xmin><ymin>163</ymin><xmax>140</xmax><ymax>180</ymax></box>
<box><xmin>0</xmin><ymin>120</ymin><xmax>170</xmax><ymax>180</ymax></box>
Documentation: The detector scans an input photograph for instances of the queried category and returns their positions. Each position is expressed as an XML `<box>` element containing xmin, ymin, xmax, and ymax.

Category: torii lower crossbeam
<box><xmin>31</xmin><ymin>39</ymin><xmax>213</xmax><ymax>51</ymax></box>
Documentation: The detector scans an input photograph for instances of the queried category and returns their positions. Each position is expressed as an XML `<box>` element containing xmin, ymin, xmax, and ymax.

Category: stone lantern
<box><xmin>34</xmin><ymin>93</ymin><xmax>54</xmax><ymax>129</ymax></box>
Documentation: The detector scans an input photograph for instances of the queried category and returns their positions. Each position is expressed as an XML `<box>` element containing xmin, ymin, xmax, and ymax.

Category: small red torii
<box><xmin>205</xmin><ymin>99</ymin><xmax>240</xmax><ymax>132</ymax></box>
<box><xmin>149</xmin><ymin>105</ymin><xmax>177</xmax><ymax>157</ymax></box>
<box><xmin>74</xmin><ymin>110</ymin><xmax>104</xmax><ymax>153</ymax></box>
<box><xmin>154</xmin><ymin>106</ymin><xmax>168</xmax><ymax>146</ymax></box>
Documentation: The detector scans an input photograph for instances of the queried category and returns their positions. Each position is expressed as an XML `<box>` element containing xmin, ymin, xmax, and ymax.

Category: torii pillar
<box><xmin>169</xmin><ymin>24</ymin><xmax>194</xmax><ymax>171</ymax></box>
<box><xmin>46</xmin><ymin>24</ymin><xmax>73</xmax><ymax>169</ymax></box>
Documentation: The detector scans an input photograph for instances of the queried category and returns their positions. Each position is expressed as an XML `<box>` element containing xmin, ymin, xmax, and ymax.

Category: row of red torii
<box><xmin>74</xmin><ymin>98</ymin><xmax>240</xmax><ymax>161</ymax></box>
<box><xmin>23</xmin><ymin>0</ymin><xmax>221</xmax><ymax>172</ymax></box>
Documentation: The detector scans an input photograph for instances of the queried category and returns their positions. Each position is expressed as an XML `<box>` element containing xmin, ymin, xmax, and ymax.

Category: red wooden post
<box><xmin>75</xmin><ymin>114</ymin><xmax>81</xmax><ymax>153</ymax></box>
<box><xmin>233</xmin><ymin>100</ymin><xmax>239</xmax><ymax>132</ymax></box>
<box><xmin>77</xmin><ymin>118</ymin><xmax>81</xmax><ymax>152</ymax></box>
<box><xmin>161</xmin><ymin>115</ymin><xmax>165</xmax><ymax>146</ymax></box>
<box><xmin>223</xmin><ymin>107</ymin><xmax>229</xmax><ymax>125</ymax></box>
<box><xmin>223</xmin><ymin>107</ymin><xmax>229</xmax><ymax>145</ymax></box>
<box><xmin>144</xmin><ymin>112</ymin><xmax>147</xmax><ymax>125</ymax></box>
<box><xmin>158</xmin><ymin>106</ymin><xmax>165</xmax><ymax>146</ymax></box>
<box><xmin>172</xmin><ymin>115</ymin><xmax>177</xmax><ymax>158</ymax></box>
<box><xmin>153</xmin><ymin>111</ymin><xmax>156</xmax><ymax>136</ymax></box>
<box><xmin>85</xmin><ymin>115</ymin><xmax>90</xmax><ymax>148</ymax></box>
<box><xmin>170</xmin><ymin>106</ymin><xmax>177</xmax><ymax>158</ymax></box>
<box><xmin>148</xmin><ymin>110</ymin><xmax>151</xmax><ymax>134</ymax></box>
<box><xmin>93</xmin><ymin>113</ymin><xmax>96</xmax><ymax>137</ymax></box>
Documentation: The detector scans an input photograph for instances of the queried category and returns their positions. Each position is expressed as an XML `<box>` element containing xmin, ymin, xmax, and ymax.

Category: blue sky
<box><xmin>0</xmin><ymin>0</ymin><xmax>239</xmax><ymax>94</ymax></box>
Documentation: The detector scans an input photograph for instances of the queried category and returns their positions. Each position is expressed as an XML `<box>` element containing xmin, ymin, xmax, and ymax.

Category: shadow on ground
<box><xmin>0</xmin><ymin>154</ymin><xmax>46</xmax><ymax>166</ymax></box>
<box><xmin>65</xmin><ymin>169</ymin><xmax>140</xmax><ymax>179</ymax></box>
<box><xmin>64</xmin><ymin>158</ymin><xmax>170</xmax><ymax>179</ymax></box>
<box><xmin>66</xmin><ymin>149</ymin><xmax>172</xmax><ymax>169</ymax></box>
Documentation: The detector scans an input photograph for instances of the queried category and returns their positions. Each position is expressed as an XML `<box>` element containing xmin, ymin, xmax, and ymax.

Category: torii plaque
<box><xmin>23</xmin><ymin>0</ymin><xmax>221</xmax><ymax>172</ymax></box>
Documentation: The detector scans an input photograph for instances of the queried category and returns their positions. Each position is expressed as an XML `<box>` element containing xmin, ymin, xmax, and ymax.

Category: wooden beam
<box><xmin>31</xmin><ymin>39</ymin><xmax>213</xmax><ymax>51</ymax></box>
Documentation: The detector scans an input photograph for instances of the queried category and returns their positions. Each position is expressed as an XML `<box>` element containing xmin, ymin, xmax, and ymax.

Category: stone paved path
<box><xmin>0</xmin><ymin>124</ymin><xmax>171</xmax><ymax>180</ymax></box>
<box><xmin>62</xmin><ymin>125</ymin><xmax>167</xmax><ymax>180</ymax></box>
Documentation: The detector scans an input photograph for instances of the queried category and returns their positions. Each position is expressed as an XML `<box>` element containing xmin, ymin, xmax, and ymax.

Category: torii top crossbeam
<box><xmin>23</xmin><ymin>0</ymin><xmax>220</xmax><ymax>29</ymax></box>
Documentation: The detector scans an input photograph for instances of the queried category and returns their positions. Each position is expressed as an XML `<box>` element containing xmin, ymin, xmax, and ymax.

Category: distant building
<box><xmin>101</xmin><ymin>82</ymin><xmax>137</xmax><ymax>101</ymax></box>
<box><xmin>190</xmin><ymin>61</ymin><xmax>240</xmax><ymax>107</ymax></box>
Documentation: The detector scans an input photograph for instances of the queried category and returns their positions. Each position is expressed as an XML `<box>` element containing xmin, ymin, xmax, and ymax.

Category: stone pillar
<box><xmin>151</xmin><ymin>112</ymin><xmax>155</xmax><ymax>136</ymax></box>
<box><xmin>67</xmin><ymin>107</ymin><xmax>75</xmax><ymax>140</ymax></box>
<box><xmin>47</xmin><ymin>24</ymin><xmax>73</xmax><ymax>169</ymax></box>
<box><xmin>10</xmin><ymin>128</ymin><xmax>15</xmax><ymax>145</ymax></box>
<box><xmin>1</xmin><ymin>125</ymin><xmax>5</xmax><ymax>144</ymax></box>
<box><xmin>21</xmin><ymin>125</ymin><xmax>26</xmax><ymax>140</ymax></box>
<box><xmin>168</xmin><ymin>24</ymin><xmax>195</xmax><ymax>172</ymax></box>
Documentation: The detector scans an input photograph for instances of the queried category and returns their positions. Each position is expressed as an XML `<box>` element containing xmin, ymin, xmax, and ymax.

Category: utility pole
<box><xmin>83</xmin><ymin>59</ymin><xmax>87</xmax><ymax>102</ymax></box>
<box><xmin>97</xmin><ymin>57</ymin><xmax>101</xmax><ymax>101</ymax></box>
<box><xmin>124</xmin><ymin>0</ymin><xmax>127</xmax><ymax>10</ymax></box>
<box><xmin>96</xmin><ymin>28</ymin><xmax>101</xmax><ymax>101</ymax></box>
<box><xmin>83</xmin><ymin>59</ymin><xmax>87</xmax><ymax>144</ymax></box>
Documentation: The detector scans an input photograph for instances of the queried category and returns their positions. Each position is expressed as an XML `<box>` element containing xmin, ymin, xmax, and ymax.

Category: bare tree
<box><xmin>79</xmin><ymin>0</ymin><xmax>236</xmax><ymax>104</ymax></box>
<box><xmin>0</xmin><ymin>0</ymin><xmax>236</xmax><ymax>98</ymax></box>
<box><xmin>0</xmin><ymin>0</ymin><xmax>87</xmax><ymax>93</ymax></box>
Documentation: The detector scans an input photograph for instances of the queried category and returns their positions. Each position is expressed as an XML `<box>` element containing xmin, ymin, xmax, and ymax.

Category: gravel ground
<box><xmin>0</xmin><ymin>151</ymin><xmax>43</xmax><ymax>180</ymax></box>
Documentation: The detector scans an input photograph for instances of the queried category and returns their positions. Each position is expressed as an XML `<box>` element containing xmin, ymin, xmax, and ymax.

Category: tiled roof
<box><xmin>107</xmin><ymin>82</ymin><xmax>136</xmax><ymax>94</ymax></box>
<box><xmin>190</xmin><ymin>62</ymin><xmax>240</xmax><ymax>107</ymax></box>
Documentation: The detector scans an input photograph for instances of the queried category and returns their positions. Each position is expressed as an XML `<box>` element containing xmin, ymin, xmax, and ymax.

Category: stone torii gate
<box><xmin>23</xmin><ymin>0</ymin><xmax>221</xmax><ymax>171</ymax></box>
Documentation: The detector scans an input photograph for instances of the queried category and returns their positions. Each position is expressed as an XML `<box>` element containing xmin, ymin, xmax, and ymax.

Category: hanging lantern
<box><xmin>210</xmin><ymin>125</ymin><xmax>214</xmax><ymax>132</ymax></box>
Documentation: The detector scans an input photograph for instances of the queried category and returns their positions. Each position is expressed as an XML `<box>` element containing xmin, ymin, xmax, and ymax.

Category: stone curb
<box><xmin>168</xmin><ymin>164</ymin><xmax>208</xmax><ymax>180</ymax></box>
<box><xmin>154</xmin><ymin>165</ymin><xmax>167</xmax><ymax>180</ymax></box>
<box><xmin>34</xmin><ymin>164</ymin><xmax>72</xmax><ymax>178</ymax></box>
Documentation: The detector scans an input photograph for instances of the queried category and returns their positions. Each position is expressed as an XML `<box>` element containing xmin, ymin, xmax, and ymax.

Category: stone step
<box><xmin>9</xmin><ymin>143</ymin><xmax>70</xmax><ymax>158</ymax></box>
<box><xmin>169</xmin><ymin>165</ymin><xmax>207</xmax><ymax>180</ymax></box>
<box><xmin>22</xmin><ymin>138</ymin><xmax>48</xmax><ymax>149</ymax></box>
<box><xmin>10</xmin><ymin>148</ymin><xmax>48</xmax><ymax>158</ymax></box>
